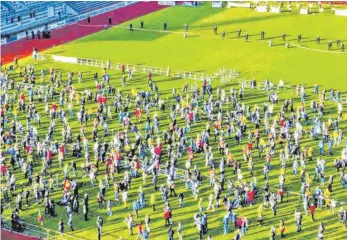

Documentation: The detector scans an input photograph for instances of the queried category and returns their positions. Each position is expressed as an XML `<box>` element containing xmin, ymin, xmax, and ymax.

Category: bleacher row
<box><xmin>0</xmin><ymin>1</ymin><xmax>120</xmax><ymax>39</ymax></box>
<box><xmin>67</xmin><ymin>1</ymin><xmax>118</xmax><ymax>14</ymax></box>
<box><xmin>1</xmin><ymin>2</ymin><xmax>64</xmax><ymax>36</ymax></box>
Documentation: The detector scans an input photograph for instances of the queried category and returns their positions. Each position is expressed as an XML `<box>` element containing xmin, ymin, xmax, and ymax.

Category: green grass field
<box><xmin>2</xmin><ymin>2</ymin><xmax>347</xmax><ymax>240</ymax></box>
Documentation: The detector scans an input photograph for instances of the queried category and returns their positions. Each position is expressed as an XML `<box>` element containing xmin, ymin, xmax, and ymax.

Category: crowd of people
<box><xmin>1</xmin><ymin>55</ymin><xmax>347</xmax><ymax>240</ymax></box>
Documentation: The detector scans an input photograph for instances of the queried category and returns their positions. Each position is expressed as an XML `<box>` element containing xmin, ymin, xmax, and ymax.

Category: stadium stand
<box><xmin>0</xmin><ymin>1</ymin><xmax>128</xmax><ymax>44</ymax></box>
<box><xmin>1</xmin><ymin>2</ymin><xmax>65</xmax><ymax>36</ymax></box>
<box><xmin>66</xmin><ymin>1</ymin><xmax>119</xmax><ymax>14</ymax></box>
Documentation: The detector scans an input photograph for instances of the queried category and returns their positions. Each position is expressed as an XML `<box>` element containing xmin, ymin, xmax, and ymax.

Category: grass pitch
<box><xmin>2</xmin><ymin>2</ymin><xmax>347</xmax><ymax>240</ymax></box>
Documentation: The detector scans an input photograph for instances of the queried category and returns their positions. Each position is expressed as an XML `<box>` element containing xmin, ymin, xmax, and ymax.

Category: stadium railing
<box><xmin>1</xmin><ymin>216</ymin><xmax>84</xmax><ymax>240</ymax></box>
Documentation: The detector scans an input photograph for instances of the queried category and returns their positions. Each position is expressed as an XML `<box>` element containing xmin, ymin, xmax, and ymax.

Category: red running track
<box><xmin>1</xmin><ymin>2</ymin><xmax>167</xmax><ymax>64</ymax></box>
<box><xmin>1</xmin><ymin>229</ymin><xmax>39</xmax><ymax>240</ymax></box>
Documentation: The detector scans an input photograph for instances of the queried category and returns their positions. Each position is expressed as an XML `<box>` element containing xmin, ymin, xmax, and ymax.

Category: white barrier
<box><xmin>52</xmin><ymin>55</ymin><xmax>78</xmax><ymax>64</ymax></box>
<box><xmin>212</xmin><ymin>1</ymin><xmax>222</xmax><ymax>8</ymax></box>
<box><xmin>299</xmin><ymin>8</ymin><xmax>309</xmax><ymax>14</ymax></box>
<box><xmin>335</xmin><ymin>9</ymin><xmax>347</xmax><ymax>16</ymax></box>
<box><xmin>270</xmin><ymin>6</ymin><xmax>281</xmax><ymax>13</ymax></box>
<box><xmin>158</xmin><ymin>1</ymin><xmax>176</xmax><ymax>6</ymax></box>
<box><xmin>256</xmin><ymin>6</ymin><xmax>268</xmax><ymax>12</ymax></box>
<box><xmin>227</xmin><ymin>2</ymin><xmax>251</xmax><ymax>8</ymax></box>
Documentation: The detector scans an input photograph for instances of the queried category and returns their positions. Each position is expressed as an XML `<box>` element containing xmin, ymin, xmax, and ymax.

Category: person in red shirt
<box><xmin>248</xmin><ymin>190</ymin><xmax>255</xmax><ymax>206</ymax></box>
<box><xmin>309</xmin><ymin>203</ymin><xmax>316</xmax><ymax>221</ymax></box>
<box><xmin>278</xmin><ymin>188</ymin><xmax>284</xmax><ymax>203</ymax></box>
<box><xmin>137</xmin><ymin>222</ymin><xmax>143</xmax><ymax>238</ymax></box>
<box><xmin>1</xmin><ymin>163</ymin><xmax>7</xmax><ymax>175</ymax></box>
<box><xmin>51</xmin><ymin>103</ymin><xmax>57</xmax><ymax>112</ymax></box>
<box><xmin>247</xmin><ymin>141</ymin><xmax>253</xmax><ymax>151</ymax></box>
<box><xmin>164</xmin><ymin>208</ymin><xmax>171</xmax><ymax>226</ymax></box>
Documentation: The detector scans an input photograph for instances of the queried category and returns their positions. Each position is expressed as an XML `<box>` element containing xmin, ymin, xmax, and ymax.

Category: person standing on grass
<box><xmin>136</xmin><ymin>222</ymin><xmax>143</xmax><ymax>239</ymax></box>
<box><xmin>295</xmin><ymin>210</ymin><xmax>302</xmax><ymax>232</ymax></box>
<box><xmin>233</xmin><ymin>230</ymin><xmax>241</xmax><ymax>240</ymax></box>
<box><xmin>298</xmin><ymin>34</ymin><xmax>302</xmax><ymax>43</ymax></box>
<box><xmin>164</xmin><ymin>22</ymin><xmax>167</xmax><ymax>31</ymax></box>
<box><xmin>310</xmin><ymin>203</ymin><xmax>316</xmax><ymax>221</ymax></box>
<box><xmin>270</xmin><ymin>225</ymin><xmax>276</xmax><ymax>240</ymax></box>
<box><xmin>282</xmin><ymin>32</ymin><xmax>286</xmax><ymax>40</ymax></box>
<box><xmin>261</xmin><ymin>31</ymin><xmax>265</xmax><ymax>40</ymax></box>
<box><xmin>96</xmin><ymin>216</ymin><xmax>103</xmax><ymax>240</ymax></box>
<box><xmin>168</xmin><ymin>225</ymin><xmax>174</xmax><ymax>240</ymax></box>
<box><xmin>68</xmin><ymin>212</ymin><xmax>74</xmax><ymax>231</ymax></box>
<box><xmin>145</xmin><ymin>214</ymin><xmax>151</xmax><ymax>233</ymax></box>
<box><xmin>328</xmin><ymin>41</ymin><xmax>332</xmax><ymax>51</ymax></box>
<box><xmin>125</xmin><ymin>213</ymin><xmax>134</xmax><ymax>236</ymax></box>
<box><xmin>213</xmin><ymin>26</ymin><xmax>218</xmax><ymax>35</ymax></box>
<box><xmin>58</xmin><ymin>219</ymin><xmax>64</xmax><ymax>234</ymax></box>
<box><xmin>223</xmin><ymin>214</ymin><xmax>229</xmax><ymax>234</ymax></box>
<box><xmin>237</xmin><ymin>28</ymin><xmax>241</xmax><ymax>37</ymax></box>
<box><xmin>150</xmin><ymin>193</ymin><xmax>156</xmax><ymax>211</ymax></box>
<box><xmin>316</xmin><ymin>36</ymin><xmax>321</xmax><ymax>44</ymax></box>
<box><xmin>133</xmin><ymin>199</ymin><xmax>140</xmax><ymax>218</ymax></box>
<box><xmin>177</xmin><ymin>222</ymin><xmax>183</xmax><ymax>240</ymax></box>
<box><xmin>140</xmin><ymin>20</ymin><xmax>144</xmax><ymax>28</ymax></box>
<box><xmin>280</xmin><ymin>220</ymin><xmax>285</xmax><ymax>238</ymax></box>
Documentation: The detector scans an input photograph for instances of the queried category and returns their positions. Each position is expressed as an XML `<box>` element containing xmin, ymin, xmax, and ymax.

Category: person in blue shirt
<box><xmin>142</xmin><ymin>229</ymin><xmax>149</xmax><ymax>240</ymax></box>
<box><xmin>328</xmin><ymin>140</ymin><xmax>333</xmax><ymax>155</ymax></box>
<box><xmin>318</xmin><ymin>140</ymin><xmax>324</xmax><ymax>155</ymax></box>
<box><xmin>223</xmin><ymin>214</ymin><xmax>229</xmax><ymax>234</ymax></box>
<box><xmin>133</xmin><ymin>199</ymin><xmax>139</xmax><ymax>218</ymax></box>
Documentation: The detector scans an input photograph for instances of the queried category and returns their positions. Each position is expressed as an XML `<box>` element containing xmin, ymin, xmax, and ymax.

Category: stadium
<box><xmin>1</xmin><ymin>1</ymin><xmax>347</xmax><ymax>240</ymax></box>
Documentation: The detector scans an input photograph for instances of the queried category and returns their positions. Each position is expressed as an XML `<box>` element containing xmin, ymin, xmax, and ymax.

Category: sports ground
<box><xmin>1</xmin><ymin>2</ymin><xmax>347</xmax><ymax>240</ymax></box>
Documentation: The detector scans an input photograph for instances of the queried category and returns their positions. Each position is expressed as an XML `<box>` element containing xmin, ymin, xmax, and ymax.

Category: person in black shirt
<box><xmin>213</xmin><ymin>26</ymin><xmax>218</xmax><ymax>35</ymax></box>
<box><xmin>341</xmin><ymin>43</ymin><xmax>345</xmax><ymax>52</ymax></box>
<box><xmin>328</xmin><ymin>41</ymin><xmax>332</xmax><ymax>51</ymax></box>
<box><xmin>261</xmin><ymin>31</ymin><xmax>265</xmax><ymax>40</ymax></box>
<box><xmin>37</xmin><ymin>30</ymin><xmax>41</xmax><ymax>40</ymax></box>
<box><xmin>245</xmin><ymin>33</ymin><xmax>249</xmax><ymax>42</ymax></box>
<box><xmin>238</xmin><ymin>28</ymin><xmax>241</xmax><ymax>37</ymax></box>
<box><xmin>336</xmin><ymin>38</ymin><xmax>341</xmax><ymax>47</ymax></box>
<box><xmin>282</xmin><ymin>32</ymin><xmax>286</xmax><ymax>41</ymax></box>
<box><xmin>298</xmin><ymin>34</ymin><xmax>302</xmax><ymax>43</ymax></box>
<box><xmin>31</xmin><ymin>30</ymin><xmax>35</xmax><ymax>39</ymax></box>
<box><xmin>58</xmin><ymin>219</ymin><xmax>64</xmax><ymax>233</ymax></box>
<box><xmin>168</xmin><ymin>225</ymin><xmax>174</xmax><ymax>240</ymax></box>
<box><xmin>316</xmin><ymin>36</ymin><xmax>321</xmax><ymax>44</ymax></box>
<box><xmin>26</xmin><ymin>31</ymin><xmax>29</xmax><ymax>40</ymax></box>
<box><xmin>164</xmin><ymin>22</ymin><xmax>167</xmax><ymax>30</ymax></box>
<box><xmin>87</xmin><ymin>16</ymin><xmax>91</xmax><ymax>24</ymax></box>
<box><xmin>140</xmin><ymin>20</ymin><xmax>144</xmax><ymax>28</ymax></box>
<box><xmin>130</xmin><ymin>24</ymin><xmax>133</xmax><ymax>31</ymax></box>
<box><xmin>222</xmin><ymin>31</ymin><xmax>225</xmax><ymax>39</ymax></box>
<box><xmin>108</xmin><ymin>16</ymin><xmax>112</xmax><ymax>25</ymax></box>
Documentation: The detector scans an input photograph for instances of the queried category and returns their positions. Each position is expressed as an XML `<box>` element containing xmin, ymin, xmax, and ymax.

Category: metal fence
<box><xmin>1</xmin><ymin>216</ymin><xmax>84</xmax><ymax>240</ymax></box>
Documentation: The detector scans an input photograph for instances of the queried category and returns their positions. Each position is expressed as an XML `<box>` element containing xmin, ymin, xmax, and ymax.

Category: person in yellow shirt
<box><xmin>147</xmin><ymin>138</ymin><xmax>153</xmax><ymax>147</ymax></box>
<box><xmin>308</xmin><ymin>147</ymin><xmax>313</xmax><ymax>161</ymax></box>
<box><xmin>258</xmin><ymin>205</ymin><xmax>263</xmax><ymax>225</ymax></box>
